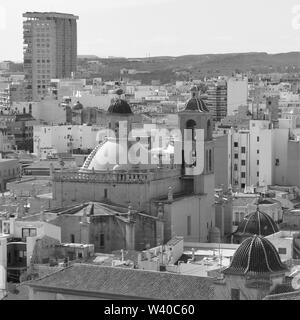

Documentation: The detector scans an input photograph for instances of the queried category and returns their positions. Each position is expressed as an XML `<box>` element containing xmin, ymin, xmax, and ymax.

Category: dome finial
<box><xmin>115</xmin><ymin>88</ymin><xmax>124</xmax><ymax>97</ymax></box>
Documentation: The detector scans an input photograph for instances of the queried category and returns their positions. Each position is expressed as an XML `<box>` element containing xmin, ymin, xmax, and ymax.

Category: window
<box><xmin>241</xmin><ymin>160</ymin><xmax>246</xmax><ymax>166</ymax></box>
<box><xmin>241</xmin><ymin>172</ymin><xmax>246</xmax><ymax>178</ymax></box>
<box><xmin>234</xmin><ymin>164</ymin><xmax>238</xmax><ymax>171</ymax></box>
<box><xmin>257</xmin><ymin>172</ymin><xmax>259</xmax><ymax>177</ymax></box>
<box><xmin>275</xmin><ymin>158</ymin><xmax>280</xmax><ymax>166</ymax></box>
<box><xmin>231</xmin><ymin>288</ymin><xmax>240</xmax><ymax>300</ymax></box>
<box><xmin>70</xmin><ymin>234</ymin><xmax>75</xmax><ymax>243</ymax></box>
<box><xmin>187</xmin><ymin>216</ymin><xmax>191</xmax><ymax>236</ymax></box>
<box><xmin>278</xmin><ymin>248</ymin><xmax>287</xmax><ymax>254</ymax></box>
<box><xmin>3</xmin><ymin>222</ymin><xmax>10</xmax><ymax>234</ymax></box>
<box><xmin>209</xmin><ymin>149</ymin><xmax>212</xmax><ymax>171</ymax></box>
<box><xmin>241</xmin><ymin>147</ymin><xmax>246</xmax><ymax>153</ymax></box>
<box><xmin>234</xmin><ymin>153</ymin><xmax>238</xmax><ymax>159</ymax></box>
<box><xmin>257</xmin><ymin>137</ymin><xmax>260</xmax><ymax>142</ymax></box>
<box><xmin>257</xmin><ymin>160</ymin><xmax>259</xmax><ymax>165</ymax></box>
<box><xmin>22</xmin><ymin>228</ymin><xmax>37</xmax><ymax>238</ymax></box>
<box><xmin>257</xmin><ymin>150</ymin><xmax>259</xmax><ymax>154</ymax></box>
<box><xmin>104</xmin><ymin>189</ymin><xmax>108</xmax><ymax>199</ymax></box>
<box><xmin>100</xmin><ymin>233</ymin><xmax>105</xmax><ymax>248</ymax></box>
<box><xmin>241</xmin><ymin>183</ymin><xmax>246</xmax><ymax>189</ymax></box>
<box><xmin>234</xmin><ymin>142</ymin><xmax>238</xmax><ymax>148</ymax></box>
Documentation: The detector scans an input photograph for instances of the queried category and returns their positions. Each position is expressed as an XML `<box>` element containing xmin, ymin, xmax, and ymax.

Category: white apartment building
<box><xmin>227</xmin><ymin>76</ymin><xmax>248</xmax><ymax>116</ymax></box>
<box><xmin>33</xmin><ymin>124</ymin><xmax>103</xmax><ymax>156</ymax></box>
<box><xmin>228</xmin><ymin>119</ymin><xmax>291</xmax><ymax>191</ymax></box>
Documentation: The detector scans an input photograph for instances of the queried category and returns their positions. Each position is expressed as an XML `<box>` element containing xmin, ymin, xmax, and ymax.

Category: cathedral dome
<box><xmin>82</xmin><ymin>139</ymin><xmax>131</xmax><ymax>171</ymax></box>
<box><xmin>108</xmin><ymin>99</ymin><xmax>133</xmax><ymax>114</ymax></box>
<box><xmin>108</xmin><ymin>88</ymin><xmax>133</xmax><ymax>114</ymax></box>
<box><xmin>235</xmin><ymin>208</ymin><xmax>279</xmax><ymax>237</ymax></box>
<box><xmin>81</xmin><ymin>139</ymin><xmax>157</xmax><ymax>172</ymax></box>
<box><xmin>184</xmin><ymin>97</ymin><xmax>209</xmax><ymax>112</ymax></box>
<box><xmin>223</xmin><ymin>235</ymin><xmax>287</xmax><ymax>276</ymax></box>
<box><xmin>183</xmin><ymin>85</ymin><xmax>209</xmax><ymax>112</ymax></box>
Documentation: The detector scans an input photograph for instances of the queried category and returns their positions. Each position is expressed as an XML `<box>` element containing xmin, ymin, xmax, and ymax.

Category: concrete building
<box><xmin>216</xmin><ymin>119</ymin><xmax>293</xmax><ymax>192</ymax></box>
<box><xmin>23</xmin><ymin>12</ymin><xmax>79</xmax><ymax>101</ymax></box>
<box><xmin>227</xmin><ymin>76</ymin><xmax>248</xmax><ymax>116</ymax></box>
<box><xmin>33</xmin><ymin>124</ymin><xmax>102</xmax><ymax>156</ymax></box>
<box><xmin>206</xmin><ymin>80</ymin><xmax>227</xmax><ymax>122</ymax></box>
<box><xmin>0</xmin><ymin>159</ymin><xmax>20</xmax><ymax>192</ymax></box>
<box><xmin>0</xmin><ymin>217</ymin><xmax>61</xmax><ymax>283</ymax></box>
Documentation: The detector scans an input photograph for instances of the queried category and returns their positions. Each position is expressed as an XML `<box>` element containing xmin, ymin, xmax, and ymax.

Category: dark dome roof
<box><xmin>107</xmin><ymin>99</ymin><xmax>133</xmax><ymax>114</ymax></box>
<box><xmin>73</xmin><ymin>101</ymin><xmax>83</xmax><ymax>110</ymax></box>
<box><xmin>235</xmin><ymin>208</ymin><xmax>279</xmax><ymax>237</ymax></box>
<box><xmin>223</xmin><ymin>235</ymin><xmax>287</xmax><ymax>276</ymax></box>
<box><xmin>184</xmin><ymin>97</ymin><xmax>209</xmax><ymax>112</ymax></box>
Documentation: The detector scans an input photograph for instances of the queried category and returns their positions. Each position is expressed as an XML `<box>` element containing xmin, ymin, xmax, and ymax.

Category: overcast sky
<box><xmin>0</xmin><ymin>0</ymin><xmax>300</xmax><ymax>61</ymax></box>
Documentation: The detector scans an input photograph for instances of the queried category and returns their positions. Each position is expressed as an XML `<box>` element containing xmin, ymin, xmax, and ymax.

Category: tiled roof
<box><xmin>234</xmin><ymin>208</ymin><xmax>279</xmax><ymax>237</ymax></box>
<box><xmin>223</xmin><ymin>235</ymin><xmax>288</xmax><ymax>276</ymax></box>
<box><xmin>28</xmin><ymin>264</ymin><xmax>215</xmax><ymax>300</ymax></box>
<box><xmin>3</xmin><ymin>284</ymin><xmax>30</xmax><ymax>300</ymax></box>
<box><xmin>108</xmin><ymin>99</ymin><xmax>133</xmax><ymax>114</ymax></box>
<box><xmin>264</xmin><ymin>290</ymin><xmax>300</xmax><ymax>300</ymax></box>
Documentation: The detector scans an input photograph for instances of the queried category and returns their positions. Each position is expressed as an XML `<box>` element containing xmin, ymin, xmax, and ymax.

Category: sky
<box><xmin>0</xmin><ymin>0</ymin><xmax>300</xmax><ymax>61</ymax></box>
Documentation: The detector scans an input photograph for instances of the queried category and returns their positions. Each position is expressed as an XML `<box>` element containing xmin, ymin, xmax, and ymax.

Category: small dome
<box><xmin>114</xmin><ymin>88</ymin><xmax>124</xmax><ymax>96</ymax></box>
<box><xmin>184</xmin><ymin>97</ymin><xmax>209</xmax><ymax>112</ymax></box>
<box><xmin>223</xmin><ymin>235</ymin><xmax>287</xmax><ymax>276</ymax></box>
<box><xmin>235</xmin><ymin>208</ymin><xmax>279</xmax><ymax>237</ymax></box>
<box><xmin>107</xmin><ymin>99</ymin><xmax>133</xmax><ymax>114</ymax></box>
<box><xmin>73</xmin><ymin>101</ymin><xmax>83</xmax><ymax>110</ymax></box>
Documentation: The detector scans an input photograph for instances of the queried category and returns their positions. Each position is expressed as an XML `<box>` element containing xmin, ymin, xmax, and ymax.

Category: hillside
<box><xmin>78</xmin><ymin>52</ymin><xmax>300</xmax><ymax>83</ymax></box>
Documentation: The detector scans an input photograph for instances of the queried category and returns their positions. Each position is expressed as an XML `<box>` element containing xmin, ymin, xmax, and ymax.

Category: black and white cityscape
<box><xmin>1</xmin><ymin>0</ymin><xmax>300</xmax><ymax>303</ymax></box>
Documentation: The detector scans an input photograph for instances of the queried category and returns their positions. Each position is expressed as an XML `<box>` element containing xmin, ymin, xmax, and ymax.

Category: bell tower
<box><xmin>178</xmin><ymin>85</ymin><xmax>214</xmax><ymax>195</ymax></box>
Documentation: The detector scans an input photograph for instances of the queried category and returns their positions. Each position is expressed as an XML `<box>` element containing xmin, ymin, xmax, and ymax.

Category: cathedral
<box><xmin>51</xmin><ymin>86</ymin><xmax>216</xmax><ymax>244</ymax></box>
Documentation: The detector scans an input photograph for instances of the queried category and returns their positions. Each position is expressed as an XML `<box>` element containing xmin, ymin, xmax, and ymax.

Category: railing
<box><xmin>53</xmin><ymin>167</ymin><xmax>181</xmax><ymax>184</ymax></box>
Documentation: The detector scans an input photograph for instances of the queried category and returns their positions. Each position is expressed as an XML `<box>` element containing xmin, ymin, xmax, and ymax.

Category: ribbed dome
<box><xmin>107</xmin><ymin>99</ymin><xmax>133</xmax><ymax>114</ymax></box>
<box><xmin>73</xmin><ymin>101</ymin><xmax>83</xmax><ymax>110</ymax></box>
<box><xmin>223</xmin><ymin>235</ymin><xmax>287</xmax><ymax>276</ymax></box>
<box><xmin>81</xmin><ymin>139</ymin><xmax>157</xmax><ymax>172</ymax></box>
<box><xmin>184</xmin><ymin>97</ymin><xmax>209</xmax><ymax>112</ymax></box>
<box><xmin>235</xmin><ymin>208</ymin><xmax>279</xmax><ymax>237</ymax></box>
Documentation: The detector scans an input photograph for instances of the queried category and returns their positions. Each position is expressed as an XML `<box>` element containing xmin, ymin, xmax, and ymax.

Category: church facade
<box><xmin>51</xmin><ymin>87</ymin><xmax>216</xmax><ymax>244</ymax></box>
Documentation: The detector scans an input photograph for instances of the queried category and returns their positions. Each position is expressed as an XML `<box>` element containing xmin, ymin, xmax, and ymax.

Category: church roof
<box><xmin>223</xmin><ymin>235</ymin><xmax>287</xmax><ymax>276</ymax></box>
<box><xmin>184</xmin><ymin>97</ymin><xmax>209</xmax><ymax>112</ymax></box>
<box><xmin>234</xmin><ymin>208</ymin><xmax>279</xmax><ymax>237</ymax></box>
<box><xmin>27</xmin><ymin>264</ymin><xmax>215</xmax><ymax>300</ymax></box>
<box><xmin>107</xmin><ymin>98</ymin><xmax>133</xmax><ymax>114</ymax></box>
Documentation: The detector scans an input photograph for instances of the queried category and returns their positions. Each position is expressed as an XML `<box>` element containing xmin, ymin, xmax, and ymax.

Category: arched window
<box><xmin>186</xmin><ymin>119</ymin><xmax>197</xmax><ymax>140</ymax></box>
<box><xmin>207</xmin><ymin>120</ymin><xmax>211</xmax><ymax>139</ymax></box>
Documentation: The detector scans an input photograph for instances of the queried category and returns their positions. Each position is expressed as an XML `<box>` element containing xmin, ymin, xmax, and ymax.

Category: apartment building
<box><xmin>206</xmin><ymin>80</ymin><xmax>227</xmax><ymax>121</ymax></box>
<box><xmin>227</xmin><ymin>76</ymin><xmax>248</xmax><ymax>116</ymax></box>
<box><xmin>23</xmin><ymin>12</ymin><xmax>78</xmax><ymax>101</ymax></box>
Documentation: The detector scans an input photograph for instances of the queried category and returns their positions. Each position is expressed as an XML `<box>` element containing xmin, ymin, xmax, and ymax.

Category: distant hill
<box><xmin>77</xmin><ymin>52</ymin><xmax>300</xmax><ymax>83</ymax></box>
